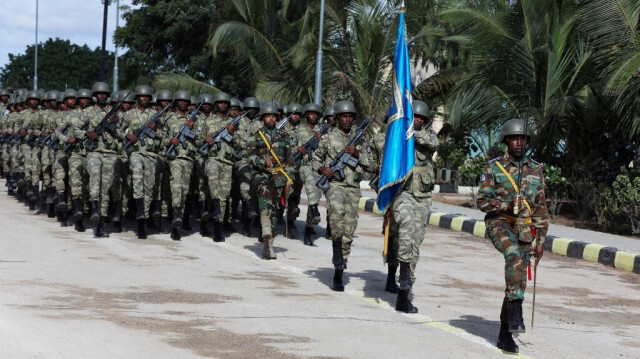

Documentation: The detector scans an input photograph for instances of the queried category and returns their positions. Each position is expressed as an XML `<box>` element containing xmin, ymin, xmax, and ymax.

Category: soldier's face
<box><xmin>201</xmin><ymin>103</ymin><xmax>213</xmax><ymax>114</ymax></box>
<box><xmin>122</xmin><ymin>102</ymin><xmax>133</xmax><ymax>111</ymax></box>
<box><xmin>230</xmin><ymin>106</ymin><xmax>241</xmax><ymax>117</ymax></box>
<box><xmin>95</xmin><ymin>92</ymin><xmax>108</xmax><ymax>105</ymax></box>
<box><xmin>59</xmin><ymin>103</ymin><xmax>67</xmax><ymax>111</ymax></box>
<box><xmin>65</xmin><ymin>98</ymin><xmax>76</xmax><ymax>109</ymax></box>
<box><xmin>78</xmin><ymin>98</ymin><xmax>91</xmax><ymax>109</ymax></box>
<box><xmin>137</xmin><ymin>95</ymin><xmax>151</xmax><ymax>108</ymax></box>
<box><xmin>326</xmin><ymin>116</ymin><xmax>334</xmax><ymax>126</ymax></box>
<box><xmin>506</xmin><ymin>135</ymin><xmax>526</xmax><ymax>158</ymax></box>
<box><xmin>0</xmin><ymin>95</ymin><xmax>8</xmax><ymax>103</ymax></box>
<box><xmin>247</xmin><ymin>108</ymin><xmax>259</xmax><ymax>119</ymax></box>
<box><xmin>414</xmin><ymin>114</ymin><xmax>426</xmax><ymax>131</ymax></box>
<box><xmin>338</xmin><ymin>113</ymin><xmax>354</xmax><ymax>131</ymax></box>
<box><xmin>48</xmin><ymin>100</ymin><xmax>58</xmax><ymax>110</ymax></box>
<box><xmin>158</xmin><ymin>100</ymin><xmax>171</xmax><ymax>109</ymax></box>
<box><xmin>176</xmin><ymin>100</ymin><xmax>189</xmax><ymax>112</ymax></box>
<box><xmin>28</xmin><ymin>98</ymin><xmax>39</xmax><ymax>109</ymax></box>
<box><xmin>305</xmin><ymin>112</ymin><xmax>319</xmax><ymax>125</ymax></box>
<box><xmin>215</xmin><ymin>102</ymin><xmax>229</xmax><ymax>113</ymax></box>
<box><xmin>263</xmin><ymin>113</ymin><xmax>277</xmax><ymax>128</ymax></box>
<box><xmin>290</xmin><ymin>113</ymin><xmax>301</xmax><ymax>125</ymax></box>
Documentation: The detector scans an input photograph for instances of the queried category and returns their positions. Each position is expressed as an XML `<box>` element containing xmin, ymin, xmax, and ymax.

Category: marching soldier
<box><xmin>194</xmin><ymin>93</ymin><xmax>215</xmax><ymax>236</ymax></box>
<box><xmin>52</xmin><ymin>89</ymin><xmax>77</xmax><ymax>226</ymax></box>
<box><xmin>312</xmin><ymin>100</ymin><xmax>372</xmax><ymax>291</ymax></box>
<box><xmin>246</xmin><ymin>101</ymin><xmax>296</xmax><ymax>259</ymax></box>
<box><xmin>39</xmin><ymin>90</ymin><xmax>62</xmax><ymax>216</ymax></box>
<box><xmin>283</xmin><ymin>103</ymin><xmax>303</xmax><ymax>234</ymax></box>
<box><xmin>17</xmin><ymin>91</ymin><xmax>44</xmax><ymax>210</ymax></box>
<box><xmin>476</xmin><ymin>118</ymin><xmax>549</xmax><ymax>354</ymax></box>
<box><xmin>233</xmin><ymin>96</ymin><xmax>260</xmax><ymax>235</ymax></box>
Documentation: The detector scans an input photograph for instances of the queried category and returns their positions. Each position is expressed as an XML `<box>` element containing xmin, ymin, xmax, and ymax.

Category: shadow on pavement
<box><xmin>304</xmin><ymin>267</ymin><xmax>350</xmax><ymax>290</ymax></box>
<box><xmin>448</xmin><ymin>315</ymin><xmax>499</xmax><ymax>344</ymax></box>
<box><xmin>243</xmin><ymin>242</ymin><xmax>289</xmax><ymax>259</ymax></box>
<box><xmin>350</xmin><ymin>269</ymin><xmax>396</xmax><ymax>308</ymax></box>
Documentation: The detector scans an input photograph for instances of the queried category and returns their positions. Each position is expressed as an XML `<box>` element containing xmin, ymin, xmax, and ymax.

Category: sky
<box><xmin>0</xmin><ymin>0</ymin><xmax>134</xmax><ymax>71</ymax></box>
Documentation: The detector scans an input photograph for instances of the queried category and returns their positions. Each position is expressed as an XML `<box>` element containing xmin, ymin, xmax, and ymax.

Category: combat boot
<box><xmin>213</xmin><ymin>222</ymin><xmax>225</xmax><ymax>242</ymax></box>
<box><xmin>26</xmin><ymin>183</ymin><xmax>35</xmax><ymax>203</ymax></box>
<box><xmin>150</xmin><ymin>200</ymin><xmax>161</xmax><ymax>220</ymax></box>
<box><xmin>332</xmin><ymin>269</ymin><xmax>344</xmax><ymax>292</ymax></box>
<box><xmin>159</xmin><ymin>217</ymin><xmax>171</xmax><ymax>234</ymax></box>
<box><xmin>136</xmin><ymin>219</ymin><xmax>147</xmax><ymax>239</ymax></box>
<box><xmin>303</xmin><ymin>226</ymin><xmax>314</xmax><ymax>246</ymax></box>
<box><xmin>171</xmin><ymin>207</ymin><xmax>182</xmax><ymax>228</ymax></box>
<box><xmin>200</xmin><ymin>219</ymin><xmax>212</xmax><ymax>237</ymax></box>
<box><xmin>200</xmin><ymin>200</ymin><xmax>211</xmax><ymax>222</ymax></box>
<box><xmin>182</xmin><ymin>212</ymin><xmax>192</xmax><ymax>231</ymax></box>
<box><xmin>308</xmin><ymin>204</ymin><xmax>321</xmax><ymax>225</ymax></box>
<box><xmin>507</xmin><ymin>299</ymin><xmax>526</xmax><ymax>333</ymax></box>
<box><xmin>286</xmin><ymin>219</ymin><xmax>297</xmax><ymax>239</ymax></box>
<box><xmin>385</xmin><ymin>265</ymin><xmax>400</xmax><ymax>294</ymax></box>
<box><xmin>211</xmin><ymin>198</ymin><xmax>222</xmax><ymax>220</ymax></box>
<box><xmin>243</xmin><ymin>199</ymin><xmax>257</xmax><ymax>220</ymax></box>
<box><xmin>497</xmin><ymin>322</ymin><xmax>519</xmax><ymax>353</ymax></box>
<box><xmin>90</xmin><ymin>201</ymin><xmax>101</xmax><ymax>223</ymax></box>
<box><xmin>231</xmin><ymin>198</ymin><xmax>241</xmax><ymax>220</ymax></box>
<box><xmin>242</xmin><ymin>217</ymin><xmax>252</xmax><ymax>236</ymax></box>
<box><xmin>135</xmin><ymin>198</ymin><xmax>145</xmax><ymax>220</ymax></box>
<box><xmin>111</xmin><ymin>204</ymin><xmax>123</xmax><ymax>233</ymax></box>
<box><xmin>74</xmin><ymin>219</ymin><xmax>85</xmax><ymax>232</ymax></box>
<box><xmin>223</xmin><ymin>220</ymin><xmax>235</xmax><ymax>232</ymax></box>
<box><xmin>56</xmin><ymin>195</ymin><xmax>67</xmax><ymax>211</ymax></box>
<box><xmin>170</xmin><ymin>227</ymin><xmax>181</xmax><ymax>241</ymax></box>
<box><xmin>57</xmin><ymin>210</ymin><xmax>68</xmax><ymax>227</ymax></box>
<box><xmin>73</xmin><ymin>198</ymin><xmax>84</xmax><ymax>220</ymax></box>
<box><xmin>36</xmin><ymin>191</ymin><xmax>46</xmax><ymax>214</ymax></box>
<box><xmin>94</xmin><ymin>217</ymin><xmax>109</xmax><ymax>238</ymax></box>
<box><xmin>331</xmin><ymin>239</ymin><xmax>347</xmax><ymax>269</ymax></box>
<box><xmin>395</xmin><ymin>289</ymin><xmax>418</xmax><ymax>313</ymax></box>
<box><xmin>28</xmin><ymin>186</ymin><xmax>37</xmax><ymax>211</ymax></box>
<box><xmin>47</xmin><ymin>202</ymin><xmax>56</xmax><ymax>218</ymax></box>
<box><xmin>262</xmin><ymin>235</ymin><xmax>276</xmax><ymax>259</ymax></box>
<box><xmin>325</xmin><ymin>222</ymin><xmax>331</xmax><ymax>239</ymax></box>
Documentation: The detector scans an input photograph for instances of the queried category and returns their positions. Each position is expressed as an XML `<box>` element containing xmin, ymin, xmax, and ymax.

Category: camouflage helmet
<box><xmin>230</xmin><ymin>98</ymin><xmax>241</xmax><ymax>108</ymax></box>
<box><xmin>26</xmin><ymin>90</ymin><xmax>41</xmax><ymax>100</ymax></box>
<box><xmin>156</xmin><ymin>89</ymin><xmax>173</xmax><ymax>101</ymax></box>
<box><xmin>303</xmin><ymin>103</ymin><xmax>322</xmax><ymax>115</ymax></box>
<box><xmin>134</xmin><ymin>85</ymin><xmax>153</xmax><ymax>97</ymax></box>
<box><xmin>200</xmin><ymin>93</ymin><xmax>214</xmax><ymax>105</ymax></box>
<box><xmin>499</xmin><ymin>118</ymin><xmax>530</xmax><ymax>143</ymax></box>
<box><xmin>110</xmin><ymin>92</ymin><xmax>119</xmax><ymax>103</ymax></box>
<box><xmin>213</xmin><ymin>91</ymin><xmax>231</xmax><ymax>104</ymax></box>
<box><xmin>77</xmin><ymin>88</ymin><xmax>93</xmax><ymax>99</ymax></box>
<box><xmin>119</xmin><ymin>90</ymin><xmax>135</xmax><ymax>102</ymax></box>
<box><xmin>63</xmin><ymin>89</ymin><xmax>77</xmax><ymax>99</ymax></box>
<box><xmin>45</xmin><ymin>90</ymin><xmax>59</xmax><ymax>101</ymax></box>
<box><xmin>413</xmin><ymin>100</ymin><xmax>430</xmax><ymax>119</ymax></box>
<box><xmin>323</xmin><ymin>105</ymin><xmax>334</xmax><ymax>118</ymax></box>
<box><xmin>56</xmin><ymin>92</ymin><xmax>64</xmax><ymax>103</ymax></box>
<box><xmin>288</xmin><ymin>103</ymin><xmax>303</xmax><ymax>115</ymax></box>
<box><xmin>243</xmin><ymin>97</ymin><xmax>260</xmax><ymax>109</ymax></box>
<box><xmin>260</xmin><ymin>100</ymin><xmax>279</xmax><ymax>116</ymax></box>
<box><xmin>173</xmin><ymin>90</ymin><xmax>191</xmax><ymax>102</ymax></box>
<box><xmin>0</xmin><ymin>88</ymin><xmax>9</xmax><ymax>96</ymax></box>
<box><xmin>333</xmin><ymin>100</ymin><xmax>356</xmax><ymax>116</ymax></box>
<box><xmin>91</xmin><ymin>81</ymin><xmax>110</xmax><ymax>94</ymax></box>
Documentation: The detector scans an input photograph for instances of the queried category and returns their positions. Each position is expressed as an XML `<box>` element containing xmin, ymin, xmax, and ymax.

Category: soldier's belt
<box><xmin>499</xmin><ymin>213</ymin><xmax>532</xmax><ymax>226</ymax></box>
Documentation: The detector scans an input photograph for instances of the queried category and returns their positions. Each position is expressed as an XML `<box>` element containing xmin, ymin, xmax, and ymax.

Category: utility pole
<box><xmin>313</xmin><ymin>0</ymin><xmax>326</xmax><ymax>105</ymax></box>
<box><xmin>99</xmin><ymin>0</ymin><xmax>111</xmax><ymax>82</ymax></box>
<box><xmin>113</xmin><ymin>0</ymin><xmax>120</xmax><ymax>91</ymax></box>
<box><xmin>34</xmin><ymin>0</ymin><xmax>39</xmax><ymax>90</ymax></box>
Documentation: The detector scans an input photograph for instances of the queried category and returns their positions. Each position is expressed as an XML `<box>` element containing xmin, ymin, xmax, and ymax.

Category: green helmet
<box><xmin>56</xmin><ymin>92</ymin><xmax>64</xmax><ymax>103</ymax></box>
<box><xmin>333</xmin><ymin>100</ymin><xmax>356</xmax><ymax>116</ymax></box>
<box><xmin>413</xmin><ymin>100</ymin><xmax>430</xmax><ymax>119</ymax></box>
<box><xmin>230</xmin><ymin>98</ymin><xmax>241</xmax><ymax>108</ymax></box>
<box><xmin>499</xmin><ymin>118</ymin><xmax>530</xmax><ymax>143</ymax></box>
<box><xmin>200</xmin><ymin>93</ymin><xmax>214</xmax><ymax>105</ymax></box>
<box><xmin>26</xmin><ymin>90</ymin><xmax>41</xmax><ymax>100</ymax></box>
<box><xmin>119</xmin><ymin>90</ymin><xmax>135</xmax><ymax>102</ymax></box>
<box><xmin>134</xmin><ymin>85</ymin><xmax>153</xmax><ymax>97</ymax></box>
<box><xmin>8</xmin><ymin>98</ymin><xmax>15</xmax><ymax>105</ymax></box>
<box><xmin>260</xmin><ymin>100</ymin><xmax>279</xmax><ymax>116</ymax></box>
<box><xmin>287</xmin><ymin>103</ymin><xmax>303</xmax><ymax>115</ymax></box>
<box><xmin>213</xmin><ymin>92</ymin><xmax>231</xmax><ymax>104</ymax></box>
<box><xmin>19</xmin><ymin>95</ymin><xmax>26</xmax><ymax>103</ymax></box>
<box><xmin>303</xmin><ymin>103</ymin><xmax>322</xmax><ymax>115</ymax></box>
<box><xmin>323</xmin><ymin>106</ymin><xmax>334</xmax><ymax>118</ymax></box>
<box><xmin>190</xmin><ymin>96</ymin><xmax>199</xmax><ymax>105</ymax></box>
<box><xmin>274</xmin><ymin>100</ymin><xmax>284</xmax><ymax>113</ymax></box>
<box><xmin>16</xmin><ymin>88</ymin><xmax>27</xmax><ymax>97</ymax></box>
<box><xmin>156</xmin><ymin>89</ymin><xmax>173</xmax><ymax>101</ymax></box>
<box><xmin>174</xmin><ymin>90</ymin><xmax>191</xmax><ymax>102</ymax></box>
<box><xmin>63</xmin><ymin>89</ymin><xmax>77</xmax><ymax>99</ymax></box>
<box><xmin>243</xmin><ymin>97</ymin><xmax>260</xmax><ymax>109</ymax></box>
<box><xmin>110</xmin><ymin>92</ymin><xmax>119</xmax><ymax>103</ymax></box>
<box><xmin>46</xmin><ymin>90</ymin><xmax>59</xmax><ymax>101</ymax></box>
<box><xmin>0</xmin><ymin>89</ymin><xmax>9</xmax><ymax>96</ymax></box>
<box><xmin>150</xmin><ymin>94</ymin><xmax>157</xmax><ymax>105</ymax></box>
<box><xmin>92</xmin><ymin>81</ymin><xmax>110</xmax><ymax>94</ymax></box>
<box><xmin>77</xmin><ymin>89</ymin><xmax>93</xmax><ymax>99</ymax></box>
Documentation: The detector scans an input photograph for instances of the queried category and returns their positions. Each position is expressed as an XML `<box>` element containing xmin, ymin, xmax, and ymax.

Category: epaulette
<box><xmin>529</xmin><ymin>157</ymin><xmax>541</xmax><ymax>165</ymax></box>
<box><xmin>488</xmin><ymin>156</ymin><xmax>502</xmax><ymax>164</ymax></box>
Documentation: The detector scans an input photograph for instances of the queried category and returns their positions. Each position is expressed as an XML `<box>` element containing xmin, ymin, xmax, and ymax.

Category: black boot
<box><xmin>223</xmin><ymin>220</ymin><xmax>235</xmax><ymax>232</ymax></box>
<box><xmin>147</xmin><ymin>218</ymin><xmax>157</xmax><ymax>230</ymax></box>
<box><xmin>56</xmin><ymin>194</ymin><xmax>66</xmax><ymax>211</ymax></box>
<box><xmin>332</xmin><ymin>269</ymin><xmax>345</xmax><ymax>292</ymax></box>
<box><xmin>231</xmin><ymin>198</ymin><xmax>241</xmax><ymax>220</ymax></box>
<box><xmin>150</xmin><ymin>200</ymin><xmax>161</xmax><ymax>220</ymax></box>
<box><xmin>332</xmin><ymin>239</ymin><xmax>347</xmax><ymax>269</ymax></box>
<box><xmin>73</xmin><ymin>198</ymin><xmax>84</xmax><ymax>221</ymax></box>
<box><xmin>303</xmin><ymin>226</ymin><xmax>314</xmax><ymax>246</ymax></box>
<box><xmin>286</xmin><ymin>219</ymin><xmax>297</xmax><ymax>239</ymax></box>
<box><xmin>136</xmin><ymin>219</ymin><xmax>147</xmax><ymax>239</ymax></box>
<box><xmin>135</xmin><ymin>198</ymin><xmax>145</xmax><ymax>220</ymax></box>
<box><xmin>90</xmin><ymin>201</ymin><xmax>100</xmax><ymax>223</ymax></box>
<box><xmin>57</xmin><ymin>210</ymin><xmax>68</xmax><ymax>227</ymax></box>
<box><xmin>74</xmin><ymin>219</ymin><xmax>85</xmax><ymax>232</ymax></box>
<box><xmin>325</xmin><ymin>223</ymin><xmax>331</xmax><ymax>239</ymax></box>
<box><xmin>171</xmin><ymin>207</ymin><xmax>182</xmax><ymax>228</ymax></box>
<box><xmin>385</xmin><ymin>265</ymin><xmax>400</xmax><ymax>294</ymax></box>
<box><xmin>28</xmin><ymin>187</ymin><xmax>37</xmax><ymax>211</ymax></box>
<box><xmin>395</xmin><ymin>289</ymin><xmax>418</xmax><ymax>313</ymax></box>
<box><xmin>211</xmin><ymin>198</ymin><xmax>222</xmax><ymax>220</ymax></box>
<box><xmin>242</xmin><ymin>217</ymin><xmax>252</xmax><ymax>236</ymax></box>
<box><xmin>36</xmin><ymin>191</ymin><xmax>46</xmax><ymax>214</ymax></box>
<box><xmin>213</xmin><ymin>222</ymin><xmax>225</xmax><ymax>242</ymax></box>
<box><xmin>26</xmin><ymin>183</ymin><xmax>35</xmax><ymax>204</ymax></box>
<box><xmin>243</xmin><ymin>199</ymin><xmax>257</xmax><ymax>220</ymax></box>
<box><xmin>507</xmin><ymin>299</ymin><xmax>526</xmax><ymax>333</ymax></box>
<box><xmin>159</xmin><ymin>217</ymin><xmax>171</xmax><ymax>234</ymax></box>
<box><xmin>200</xmin><ymin>200</ymin><xmax>210</xmax><ymax>222</ymax></box>
<box><xmin>111</xmin><ymin>204</ymin><xmax>123</xmax><ymax>233</ymax></box>
<box><xmin>182</xmin><ymin>212</ymin><xmax>192</xmax><ymax>231</ymax></box>
<box><xmin>200</xmin><ymin>220</ymin><xmax>211</xmax><ymax>237</ymax></box>
<box><xmin>47</xmin><ymin>203</ymin><xmax>56</xmax><ymax>218</ymax></box>
<box><xmin>171</xmin><ymin>227</ymin><xmax>181</xmax><ymax>241</ymax></box>
<box><xmin>94</xmin><ymin>217</ymin><xmax>109</xmax><ymax>238</ymax></box>
<box><xmin>497</xmin><ymin>322</ymin><xmax>519</xmax><ymax>353</ymax></box>
<box><xmin>309</xmin><ymin>204</ymin><xmax>321</xmax><ymax>225</ymax></box>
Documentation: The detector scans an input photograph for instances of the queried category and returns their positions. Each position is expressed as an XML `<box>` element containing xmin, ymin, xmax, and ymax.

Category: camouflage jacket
<box><xmin>234</xmin><ymin>116</ymin><xmax>260</xmax><ymax>158</ymax></box>
<box><xmin>122</xmin><ymin>107</ymin><xmax>165</xmax><ymax>155</ymax></box>
<box><xmin>56</xmin><ymin>108</ymin><xmax>90</xmax><ymax>154</ymax></box>
<box><xmin>246</xmin><ymin>125</ymin><xmax>296</xmax><ymax>188</ymax></box>
<box><xmin>405</xmin><ymin>127</ymin><xmax>439</xmax><ymax>198</ymax></box>
<box><xmin>312</xmin><ymin>126</ymin><xmax>373</xmax><ymax>188</ymax></box>
<box><xmin>16</xmin><ymin>108</ymin><xmax>44</xmax><ymax>138</ymax></box>
<box><xmin>476</xmin><ymin>153</ymin><xmax>549</xmax><ymax>243</ymax></box>
<box><xmin>84</xmin><ymin>104</ymin><xmax>122</xmax><ymax>153</ymax></box>
<box><xmin>200</xmin><ymin>113</ymin><xmax>236</xmax><ymax>164</ymax></box>
<box><xmin>163</xmin><ymin>111</ymin><xmax>197</xmax><ymax>160</ymax></box>
<box><xmin>294</xmin><ymin>122</ymin><xmax>324</xmax><ymax>166</ymax></box>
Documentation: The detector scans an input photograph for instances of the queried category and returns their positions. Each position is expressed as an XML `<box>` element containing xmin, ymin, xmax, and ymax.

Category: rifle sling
<box><xmin>257</xmin><ymin>130</ymin><xmax>293</xmax><ymax>184</ymax></box>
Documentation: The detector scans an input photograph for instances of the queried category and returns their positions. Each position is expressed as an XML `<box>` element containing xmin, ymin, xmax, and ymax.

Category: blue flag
<box><xmin>376</xmin><ymin>10</ymin><xmax>415</xmax><ymax>214</ymax></box>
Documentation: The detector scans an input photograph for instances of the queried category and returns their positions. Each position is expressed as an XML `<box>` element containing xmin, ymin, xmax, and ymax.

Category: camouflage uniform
<box><xmin>201</xmin><ymin>113</ymin><xmax>235</xmax><ymax>223</ymax></box>
<box><xmin>294</xmin><ymin>122</ymin><xmax>324</xmax><ymax>226</ymax></box>
<box><xmin>234</xmin><ymin>115</ymin><xmax>259</xmax><ymax>206</ymax></box>
<box><xmin>312</xmin><ymin>126</ymin><xmax>372</xmax><ymax>268</ymax></box>
<box><xmin>476</xmin><ymin>153</ymin><xmax>549</xmax><ymax>300</ymax></box>
<box><xmin>164</xmin><ymin>111</ymin><xmax>197</xmax><ymax>221</ymax></box>
<box><xmin>282</xmin><ymin>122</ymin><xmax>301</xmax><ymax>220</ymax></box>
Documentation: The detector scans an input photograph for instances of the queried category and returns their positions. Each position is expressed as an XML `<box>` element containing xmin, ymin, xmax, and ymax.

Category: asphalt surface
<box><xmin>1</xmin><ymin>184</ymin><xmax>639</xmax><ymax>358</ymax></box>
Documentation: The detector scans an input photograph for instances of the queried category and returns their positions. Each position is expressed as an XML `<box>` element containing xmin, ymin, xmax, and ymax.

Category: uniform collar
<box><xmin>502</xmin><ymin>153</ymin><xmax>529</xmax><ymax>168</ymax></box>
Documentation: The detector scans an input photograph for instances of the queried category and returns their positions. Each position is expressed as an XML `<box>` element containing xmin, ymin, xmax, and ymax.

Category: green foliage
<box><xmin>0</xmin><ymin>38</ymin><xmax>115</xmax><ymax>90</ymax></box>
<box><xmin>459</xmin><ymin>155</ymin><xmax>486</xmax><ymax>185</ymax></box>
<box><xmin>434</xmin><ymin>141</ymin><xmax>466</xmax><ymax>170</ymax></box>
<box><xmin>605</xmin><ymin>174</ymin><xmax>640</xmax><ymax>235</ymax></box>
<box><xmin>543</xmin><ymin>165</ymin><xmax>570</xmax><ymax>220</ymax></box>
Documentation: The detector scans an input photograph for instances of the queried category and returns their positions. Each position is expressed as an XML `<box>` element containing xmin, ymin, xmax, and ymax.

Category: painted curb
<box><xmin>358</xmin><ymin>197</ymin><xmax>640</xmax><ymax>275</ymax></box>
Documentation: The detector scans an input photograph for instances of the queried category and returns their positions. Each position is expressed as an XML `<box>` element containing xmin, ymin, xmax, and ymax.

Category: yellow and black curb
<box><xmin>358</xmin><ymin>197</ymin><xmax>640</xmax><ymax>275</ymax></box>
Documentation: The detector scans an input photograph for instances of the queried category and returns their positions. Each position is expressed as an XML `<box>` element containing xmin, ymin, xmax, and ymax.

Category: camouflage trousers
<box><xmin>288</xmin><ymin>172</ymin><xmax>302</xmax><ymax>219</ymax></box>
<box><xmin>387</xmin><ymin>192</ymin><xmax>430</xmax><ymax>288</ymax></box>
<box><xmin>234</xmin><ymin>159</ymin><xmax>253</xmax><ymax>202</ymax></box>
<box><xmin>19</xmin><ymin>144</ymin><xmax>31</xmax><ymax>181</ymax></box>
<box><xmin>30</xmin><ymin>147</ymin><xmax>42</xmax><ymax>188</ymax></box>
<box><xmin>159</xmin><ymin>159</ymin><xmax>171</xmax><ymax>217</ymax></box>
<box><xmin>52</xmin><ymin>150</ymin><xmax>71</xmax><ymax>209</ymax></box>
<box><xmin>68</xmin><ymin>152</ymin><xmax>88</xmax><ymax>200</ymax></box>
<box><xmin>299</xmin><ymin>165</ymin><xmax>322</xmax><ymax>226</ymax></box>
<box><xmin>130</xmin><ymin>152</ymin><xmax>162</xmax><ymax>218</ymax></box>
<box><xmin>87</xmin><ymin>151</ymin><xmax>122</xmax><ymax>216</ymax></box>
<box><xmin>195</xmin><ymin>158</ymin><xmax>206</xmax><ymax>202</ymax></box>
<box><xmin>326</xmin><ymin>185</ymin><xmax>361</xmax><ymax>266</ymax></box>
<box><xmin>40</xmin><ymin>146</ymin><xmax>54</xmax><ymax>190</ymax></box>
<box><xmin>204</xmin><ymin>158</ymin><xmax>233</xmax><ymax>223</ymax></box>
<box><xmin>120</xmin><ymin>154</ymin><xmax>131</xmax><ymax>214</ymax></box>
<box><xmin>2</xmin><ymin>143</ymin><xmax>11</xmax><ymax>176</ymax></box>
<box><xmin>168</xmin><ymin>158</ymin><xmax>193</xmax><ymax>215</ymax></box>
<box><xmin>253</xmin><ymin>173</ymin><xmax>284</xmax><ymax>234</ymax></box>
<box><xmin>487</xmin><ymin>223</ymin><xmax>533</xmax><ymax>300</ymax></box>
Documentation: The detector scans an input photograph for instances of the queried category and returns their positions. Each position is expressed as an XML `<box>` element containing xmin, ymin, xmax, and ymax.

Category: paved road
<box><xmin>1</xmin><ymin>189</ymin><xmax>639</xmax><ymax>358</ymax></box>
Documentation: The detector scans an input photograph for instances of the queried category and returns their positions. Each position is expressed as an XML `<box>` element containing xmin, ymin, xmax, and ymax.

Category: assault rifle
<box><xmin>276</xmin><ymin>115</ymin><xmax>290</xmax><ymax>131</ymax></box>
<box><xmin>165</xmin><ymin>102</ymin><xmax>203</xmax><ymax>160</ymax></box>
<box><xmin>83</xmin><ymin>91</ymin><xmax>131</xmax><ymax>152</ymax></box>
<box><xmin>315</xmin><ymin>117</ymin><xmax>373</xmax><ymax>192</ymax></box>
<box><xmin>122</xmin><ymin>100</ymin><xmax>175</xmax><ymax>155</ymax></box>
<box><xmin>198</xmin><ymin>111</ymin><xmax>248</xmax><ymax>156</ymax></box>
<box><xmin>292</xmin><ymin>123</ymin><xmax>329</xmax><ymax>166</ymax></box>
